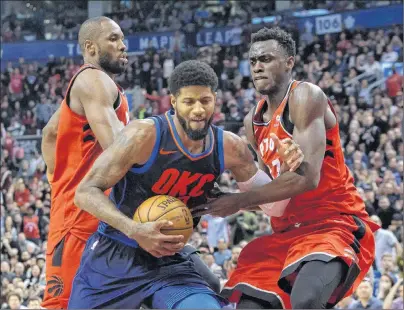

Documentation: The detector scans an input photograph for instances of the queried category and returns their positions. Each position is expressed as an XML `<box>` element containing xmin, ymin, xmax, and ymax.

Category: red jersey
<box><xmin>253</xmin><ymin>80</ymin><xmax>372</xmax><ymax>233</ymax></box>
<box><xmin>23</xmin><ymin>215</ymin><xmax>40</xmax><ymax>239</ymax></box>
<box><xmin>385</xmin><ymin>73</ymin><xmax>403</xmax><ymax>97</ymax></box>
<box><xmin>47</xmin><ymin>64</ymin><xmax>129</xmax><ymax>252</ymax></box>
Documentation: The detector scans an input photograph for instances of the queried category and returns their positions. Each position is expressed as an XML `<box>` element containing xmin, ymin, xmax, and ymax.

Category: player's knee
<box><xmin>174</xmin><ymin>293</ymin><xmax>222</xmax><ymax>309</ymax></box>
<box><xmin>291</xmin><ymin>277</ymin><xmax>324</xmax><ymax>309</ymax></box>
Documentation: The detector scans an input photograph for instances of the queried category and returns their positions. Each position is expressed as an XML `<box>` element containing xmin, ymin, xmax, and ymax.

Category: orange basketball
<box><xmin>133</xmin><ymin>195</ymin><xmax>194</xmax><ymax>243</ymax></box>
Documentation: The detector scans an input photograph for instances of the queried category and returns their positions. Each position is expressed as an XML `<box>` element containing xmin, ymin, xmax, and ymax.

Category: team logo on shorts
<box><xmin>47</xmin><ymin>275</ymin><xmax>64</xmax><ymax>297</ymax></box>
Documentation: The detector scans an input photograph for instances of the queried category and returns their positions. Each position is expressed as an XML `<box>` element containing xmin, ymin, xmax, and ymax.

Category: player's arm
<box><xmin>193</xmin><ymin>83</ymin><xmax>325</xmax><ymax>217</ymax></box>
<box><xmin>73</xmin><ymin>70</ymin><xmax>125</xmax><ymax>150</ymax></box>
<box><xmin>41</xmin><ymin>107</ymin><xmax>61</xmax><ymax>175</ymax></box>
<box><xmin>74</xmin><ymin>120</ymin><xmax>184</xmax><ymax>257</ymax></box>
<box><xmin>235</xmin><ymin>83</ymin><xmax>327</xmax><ymax>207</ymax></box>
<box><xmin>243</xmin><ymin>109</ymin><xmax>270</xmax><ymax>175</ymax></box>
<box><xmin>220</xmin><ymin>130</ymin><xmax>303</xmax><ymax>216</ymax></box>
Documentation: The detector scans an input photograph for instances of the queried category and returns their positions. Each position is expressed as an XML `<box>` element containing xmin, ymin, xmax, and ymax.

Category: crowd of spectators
<box><xmin>2</xmin><ymin>0</ymin><xmax>402</xmax><ymax>43</ymax></box>
<box><xmin>1</xmin><ymin>5</ymin><xmax>403</xmax><ymax>310</ymax></box>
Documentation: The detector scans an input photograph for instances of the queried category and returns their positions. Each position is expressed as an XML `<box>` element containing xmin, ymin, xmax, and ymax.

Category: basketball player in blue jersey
<box><xmin>67</xmin><ymin>60</ymin><xmax>304</xmax><ymax>309</ymax></box>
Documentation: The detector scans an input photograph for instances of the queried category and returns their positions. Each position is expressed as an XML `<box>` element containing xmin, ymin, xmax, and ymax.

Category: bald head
<box><xmin>370</xmin><ymin>215</ymin><xmax>382</xmax><ymax>226</ymax></box>
<box><xmin>78</xmin><ymin>16</ymin><xmax>113</xmax><ymax>53</ymax></box>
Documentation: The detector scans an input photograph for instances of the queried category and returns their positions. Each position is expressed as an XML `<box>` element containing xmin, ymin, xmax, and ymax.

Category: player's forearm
<box><xmin>74</xmin><ymin>185</ymin><xmax>134</xmax><ymax>236</ymax></box>
<box><xmin>237</xmin><ymin>163</ymin><xmax>317</xmax><ymax>208</ymax></box>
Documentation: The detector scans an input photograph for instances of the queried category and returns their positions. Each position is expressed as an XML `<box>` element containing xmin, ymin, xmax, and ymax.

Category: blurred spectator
<box><xmin>385</xmin><ymin>67</ymin><xmax>403</xmax><ymax>98</ymax></box>
<box><xmin>223</xmin><ymin>246</ymin><xmax>241</xmax><ymax>279</ymax></box>
<box><xmin>227</xmin><ymin>211</ymin><xmax>259</xmax><ymax>246</ymax></box>
<box><xmin>383</xmin><ymin>278</ymin><xmax>403</xmax><ymax>309</ymax></box>
<box><xmin>213</xmin><ymin>239</ymin><xmax>232</xmax><ymax>267</ymax></box>
<box><xmin>202</xmin><ymin>253</ymin><xmax>225</xmax><ymax>280</ymax></box>
<box><xmin>27</xmin><ymin>297</ymin><xmax>41</xmax><ymax>309</ymax></box>
<box><xmin>349</xmin><ymin>278</ymin><xmax>383</xmax><ymax>309</ymax></box>
<box><xmin>370</xmin><ymin>215</ymin><xmax>403</xmax><ymax>272</ymax></box>
<box><xmin>203</xmin><ymin>215</ymin><xmax>229</xmax><ymax>251</ymax></box>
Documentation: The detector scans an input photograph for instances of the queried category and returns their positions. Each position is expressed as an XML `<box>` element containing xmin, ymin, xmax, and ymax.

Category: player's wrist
<box><xmin>121</xmin><ymin>218</ymin><xmax>140</xmax><ymax>239</ymax></box>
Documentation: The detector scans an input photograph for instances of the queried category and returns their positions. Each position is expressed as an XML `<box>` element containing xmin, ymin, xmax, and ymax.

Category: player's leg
<box><xmin>183</xmin><ymin>244</ymin><xmax>221</xmax><ymax>293</ymax></box>
<box><xmin>69</xmin><ymin>233</ymin><xmax>224</xmax><ymax>309</ymax></box>
<box><xmin>290</xmin><ymin>259</ymin><xmax>348</xmax><ymax>309</ymax></box>
<box><xmin>42</xmin><ymin>233</ymin><xmax>86</xmax><ymax>309</ymax></box>
<box><xmin>221</xmin><ymin>234</ymin><xmax>290</xmax><ymax>308</ymax></box>
<box><xmin>237</xmin><ymin>294</ymin><xmax>283</xmax><ymax>309</ymax></box>
<box><xmin>42</xmin><ymin>245</ymin><xmax>64</xmax><ymax>309</ymax></box>
<box><xmin>149</xmin><ymin>286</ymin><xmax>225</xmax><ymax>309</ymax></box>
<box><xmin>173</xmin><ymin>293</ymin><xmax>222</xmax><ymax>309</ymax></box>
<box><xmin>277</xmin><ymin>214</ymin><xmax>375</xmax><ymax>308</ymax></box>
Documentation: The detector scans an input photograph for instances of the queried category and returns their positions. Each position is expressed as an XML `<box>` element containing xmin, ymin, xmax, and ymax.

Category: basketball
<box><xmin>133</xmin><ymin>195</ymin><xmax>194</xmax><ymax>243</ymax></box>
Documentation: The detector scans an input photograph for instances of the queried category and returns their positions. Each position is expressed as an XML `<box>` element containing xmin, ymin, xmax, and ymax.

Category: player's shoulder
<box><xmin>73</xmin><ymin>67</ymin><xmax>117</xmax><ymax>96</ymax></box>
<box><xmin>122</xmin><ymin>118</ymin><xmax>157</xmax><ymax>142</ymax></box>
<box><xmin>111</xmin><ymin>118</ymin><xmax>157</xmax><ymax>163</ymax></box>
<box><xmin>223</xmin><ymin>129</ymin><xmax>244</xmax><ymax>145</ymax></box>
<box><xmin>289</xmin><ymin>81</ymin><xmax>328</xmax><ymax>118</ymax></box>
<box><xmin>290</xmin><ymin>82</ymin><xmax>327</xmax><ymax>104</ymax></box>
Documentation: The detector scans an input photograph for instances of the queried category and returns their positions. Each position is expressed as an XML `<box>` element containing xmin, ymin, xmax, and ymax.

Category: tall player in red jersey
<box><xmin>40</xmin><ymin>16</ymin><xmax>130</xmax><ymax>309</ymax></box>
<box><xmin>193</xmin><ymin>27</ymin><xmax>379</xmax><ymax>309</ymax></box>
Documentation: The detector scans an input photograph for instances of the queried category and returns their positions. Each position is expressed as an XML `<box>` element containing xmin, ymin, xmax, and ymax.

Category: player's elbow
<box><xmin>305</xmin><ymin>174</ymin><xmax>320</xmax><ymax>191</ymax></box>
<box><xmin>42</xmin><ymin>123</ymin><xmax>57</xmax><ymax>139</ymax></box>
<box><xmin>293</xmin><ymin>163</ymin><xmax>320</xmax><ymax>192</ymax></box>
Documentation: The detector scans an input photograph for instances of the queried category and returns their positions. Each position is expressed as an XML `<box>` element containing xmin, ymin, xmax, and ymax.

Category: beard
<box><xmin>177</xmin><ymin>112</ymin><xmax>213</xmax><ymax>141</ymax></box>
<box><xmin>98</xmin><ymin>50</ymin><xmax>126</xmax><ymax>75</ymax></box>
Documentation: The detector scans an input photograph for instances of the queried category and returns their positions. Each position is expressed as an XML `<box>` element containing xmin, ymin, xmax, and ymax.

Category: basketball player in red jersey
<box><xmin>41</xmin><ymin>16</ymin><xmax>130</xmax><ymax>309</ymax></box>
<box><xmin>193</xmin><ymin>27</ymin><xmax>380</xmax><ymax>309</ymax></box>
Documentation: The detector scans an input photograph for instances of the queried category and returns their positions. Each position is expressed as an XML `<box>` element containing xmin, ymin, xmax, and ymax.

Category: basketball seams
<box><xmin>133</xmin><ymin>195</ymin><xmax>194</xmax><ymax>243</ymax></box>
<box><xmin>147</xmin><ymin>196</ymin><xmax>164</xmax><ymax>222</ymax></box>
<box><xmin>152</xmin><ymin>205</ymin><xmax>189</xmax><ymax>222</ymax></box>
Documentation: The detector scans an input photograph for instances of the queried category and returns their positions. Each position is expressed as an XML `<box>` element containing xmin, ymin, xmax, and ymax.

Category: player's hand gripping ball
<box><xmin>133</xmin><ymin>195</ymin><xmax>194</xmax><ymax>243</ymax></box>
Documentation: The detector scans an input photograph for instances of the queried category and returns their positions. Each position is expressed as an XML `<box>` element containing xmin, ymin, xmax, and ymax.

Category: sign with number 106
<box><xmin>315</xmin><ymin>14</ymin><xmax>342</xmax><ymax>35</ymax></box>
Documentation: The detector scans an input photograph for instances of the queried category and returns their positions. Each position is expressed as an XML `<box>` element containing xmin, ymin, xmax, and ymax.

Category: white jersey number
<box><xmin>259</xmin><ymin>137</ymin><xmax>281</xmax><ymax>178</ymax></box>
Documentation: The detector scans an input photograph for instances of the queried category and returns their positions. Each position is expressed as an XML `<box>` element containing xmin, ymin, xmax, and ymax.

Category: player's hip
<box><xmin>271</xmin><ymin>206</ymin><xmax>371</xmax><ymax>233</ymax></box>
<box><xmin>238</xmin><ymin>214</ymin><xmax>375</xmax><ymax>265</ymax></box>
<box><xmin>46</xmin><ymin>221</ymin><xmax>97</xmax><ymax>255</ymax></box>
<box><xmin>79</xmin><ymin>232</ymin><xmax>200</xmax><ymax>275</ymax></box>
<box><xmin>70</xmin><ymin>233</ymin><xmax>210</xmax><ymax>308</ymax></box>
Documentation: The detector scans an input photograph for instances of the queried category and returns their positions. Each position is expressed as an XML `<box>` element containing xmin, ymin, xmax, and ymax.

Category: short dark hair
<box><xmin>78</xmin><ymin>16</ymin><xmax>112</xmax><ymax>52</ymax></box>
<box><xmin>168</xmin><ymin>60</ymin><xmax>218</xmax><ymax>96</ymax></box>
<box><xmin>251</xmin><ymin>27</ymin><xmax>296</xmax><ymax>57</ymax></box>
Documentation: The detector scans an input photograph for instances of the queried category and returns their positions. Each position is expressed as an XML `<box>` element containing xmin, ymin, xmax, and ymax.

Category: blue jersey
<box><xmin>98</xmin><ymin>110</ymin><xmax>225</xmax><ymax>247</ymax></box>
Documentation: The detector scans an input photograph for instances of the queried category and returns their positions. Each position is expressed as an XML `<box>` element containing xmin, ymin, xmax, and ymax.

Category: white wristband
<box><xmin>237</xmin><ymin>169</ymin><xmax>290</xmax><ymax>217</ymax></box>
<box><xmin>237</xmin><ymin>169</ymin><xmax>271</xmax><ymax>192</ymax></box>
